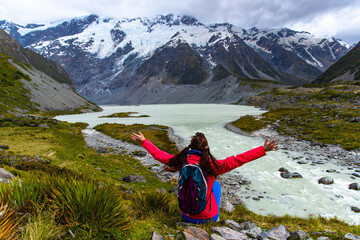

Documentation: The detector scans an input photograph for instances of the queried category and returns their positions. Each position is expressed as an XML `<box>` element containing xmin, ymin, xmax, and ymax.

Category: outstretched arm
<box><xmin>130</xmin><ymin>132</ymin><xmax>174</xmax><ymax>164</ymax></box>
<box><xmin>215</xmin><ymin>138</ymin><xmax>278</xmax><ymax>175</ymax></box>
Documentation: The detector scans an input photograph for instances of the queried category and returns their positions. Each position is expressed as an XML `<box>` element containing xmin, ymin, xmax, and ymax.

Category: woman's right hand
<box><xmin>130</xmin><ymin>132</ymin><xmax>145</xmax><ymax>142</ymax></box>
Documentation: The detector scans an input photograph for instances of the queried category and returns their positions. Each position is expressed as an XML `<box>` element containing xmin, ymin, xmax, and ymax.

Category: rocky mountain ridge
<box><xmin>0</xmin><ymin>14</ymin><xmax>352</xmax><ymax>104</ymax></box>
<box><xmin>314</xmin><ymin>41</ymin><xmax>360</xmax><ymax>83</ymax></box>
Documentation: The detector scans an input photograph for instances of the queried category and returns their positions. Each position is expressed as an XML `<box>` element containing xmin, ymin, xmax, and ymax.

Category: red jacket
<box><xmin>141</xmin><ymin>139</ymin><xmax>266</xmax><ymax>219</ymax></box>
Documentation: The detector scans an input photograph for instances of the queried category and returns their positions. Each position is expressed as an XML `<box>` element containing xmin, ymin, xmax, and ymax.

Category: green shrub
<box><xmin>50</xmin><ymin>177</ymin><xmax>130</xmax><ymax>234</ymax></box>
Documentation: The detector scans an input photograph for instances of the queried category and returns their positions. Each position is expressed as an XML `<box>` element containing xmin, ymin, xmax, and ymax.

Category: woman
<box><xmin>130</xmin><ymin>131</ymin><xmax>278</xmax><ymax>224</ymax></box>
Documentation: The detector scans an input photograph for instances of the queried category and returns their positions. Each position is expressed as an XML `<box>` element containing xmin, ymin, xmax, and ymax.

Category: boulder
<box><xmin>288</xmin><ymin>230</ymin><xmax>309</xmax><ymax>240</ymax></box>
<box><xmin>280</xmin><ymin>172</ymin><xmax>303</xmax><ymax>179</ymax></box>
<box><xmin>120</xmin><ymin>174</ymin><xmax>146</xmax><ymax>183</ymax></box>
<box><xmin>151</xmin><ymin>231</ymin><xmax>163</xmax><ymax>240</ymax></box>
<box><xmin>267</xmin><ymin>225</ymin><xmax>290</xmax><ymax>240</ymax></box>
<box><xmin>183</xmin><ymin>226</ymin><xmax>210</xmax><ymax>240</ymax></box>
<box><xmin>317</xmin><ymin>237</ymin><xmax>330</xmax><ymax>240</ymax></box>
<box><xmin>351</xmin><ymin>206</ymin><xmax>360</xmax><ymax>213</ymax></box>
<box><xmin>318</xmin><ymin>177</ymin><xmax>334</xmax><ymax>185</ymax></box>
<box><xmin>225</xmin><ymin>220</ymin><xmax>241</xmax><ymax>231</ymax></box>
<box><xmin>349</xmin><ymin>117</ymin><xmax>360</xmax><ymax>123</ymax></box>
<box><xmin>210</xmin><ymin>234</ymin><xmax>226</xmax><ymax>240</ymax></box>
<box><xmin>278</xmin><ymin>167</ymin><xmax>289</xmax><ymax>173</ymax></box>
<box><xmin>221</xmin><ymin>199</ymin><xmax>235</xmax><ymax>212</ymax></box>
<box><xmin>212</xmin><ymin>227</ymin><xmax>248</xmax><ymax>240</ymax></box>
<box><xmin>0</xmin><ymin>168</ymin><xmax>15</xmax><ymax>184</ymax></box>
<box><xmin>352</xmin><ymin>173</ymin><xmax>360</xmax><ymax>178</ymax></box>
<box><xmin>38</xmin><ymin>124</ymin><xmax>49</xmax><ymax>128</ymax></box>
<box><xmin>243</xmin><ymin>226</ymin><xmax>262</xmax><ymax>239</ymax></box>
<box><xmin>238</xmin><ymin>221</ymin><xmax>258</xmax><ymax>230</ymax></box>
<box><xmin>349</xmin><ymin>183</ymin><xmax>360</xmax><ymax>190</ymax></box>
<box><xmin>344</xmin><ymin>233</ymin><xmax>360</xmax><ymax>240</ymax></box>
<box><xmin>297</xmin><ymin>160</ymin><xmax>308</xmax><ymax>164</ymax></box>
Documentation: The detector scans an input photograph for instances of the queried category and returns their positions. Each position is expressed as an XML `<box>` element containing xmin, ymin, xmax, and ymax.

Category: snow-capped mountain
<box><xmin>0</xmin><ymin>14</ymin><xmax>351</xmax><ymax>104</ymax></box>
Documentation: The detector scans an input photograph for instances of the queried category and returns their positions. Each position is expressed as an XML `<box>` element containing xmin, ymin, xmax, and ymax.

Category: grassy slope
<box><xmin>0</xmin><ymin>53</ymin><xmax>37</xmax><ymax>114</ymax></box>
<box><xmin>232</xmin><ymin>81</ymin><xmax>360</xmax><ymax>150</ymax></box>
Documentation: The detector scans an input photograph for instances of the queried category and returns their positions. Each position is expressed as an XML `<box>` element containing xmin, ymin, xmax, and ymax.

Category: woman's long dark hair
<box><xmin>165</xmin><ymin>132</ymin><xmax>222</xmax><ymax>177</ymax></box>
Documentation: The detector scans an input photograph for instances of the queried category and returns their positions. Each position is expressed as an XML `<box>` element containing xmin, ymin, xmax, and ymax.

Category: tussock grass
<box><xmin>51</xmin><ymin>177</ymin><xmax>131</xmax><ymax>234</ymax></box>
<box><xmin>21</xmin><ymin>211</ymin><xmax>64</xmax><ymax>240</ymax></box>
<box><xmin>0</xmin><ymin>203</ymin><xmax>19</xmax><ymax>240</ymax></box>
<box><xmin>0</xmin><ymin>174</ymin><xmax>47</xmax><ymax>214</ymax></box>
<box><xmin>130</xmin><ymin>190</ymin><xmax>180</xmax><ymax>217</ymax></box>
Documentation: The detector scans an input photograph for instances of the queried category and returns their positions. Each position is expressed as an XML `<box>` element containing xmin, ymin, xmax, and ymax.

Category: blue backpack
<box><xmin>178</xmin><ymin>159</ymin><xmax>208</xmax><ymax>215</ymax></box>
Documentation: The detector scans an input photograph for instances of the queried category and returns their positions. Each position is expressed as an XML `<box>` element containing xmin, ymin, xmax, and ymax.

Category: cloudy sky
<box><xmin>1</xmin><ymin>0</ymin><xmax>360</xmax><ymax>43</ymax></box>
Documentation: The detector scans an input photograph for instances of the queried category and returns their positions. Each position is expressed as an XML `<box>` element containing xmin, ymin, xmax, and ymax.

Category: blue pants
<box><xmin>181</xmin><ymin>181</ymin><xmax>221</xmax><ymax>224</ymax></box>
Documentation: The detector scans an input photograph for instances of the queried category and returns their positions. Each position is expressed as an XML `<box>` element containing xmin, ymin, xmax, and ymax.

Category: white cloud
<box><xmin>0</xmin><ymin>0</ymin><xmax>359</xmax><ymax>43</ymax></box>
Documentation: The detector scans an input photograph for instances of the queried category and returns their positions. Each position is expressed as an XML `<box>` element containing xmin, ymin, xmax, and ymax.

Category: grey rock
<box><xmin>243</xmin><ymin>226</ymin><xmax>262</xmax><ymax>238</ymax></box>
<box><xmin>212</xmin><ymin>226</ymin><xmax>248</xmax><ymax>240</ymax></box>
<box><xmin>210</xmin><ymin>234</ymin><xmax>226</xmax><ymax>240</ymax></box>
<box><xmin>0</xmin><ymin>145</ymin><xmax>9</xmax><ymax>150</ymax></box>
<box><xmin>225</xmin><ymin>220</ymin><xmax>241</xmax><ymax>231</ymax></box>
<box><xmin>238</xmin><ymin>221</ymin><xmax>258</xmax><ymax>230</ymax></box>
<box><xmin>280</xmin><ymin>172</ymin><xmax>303</xmax><ymax>179</ymax></box>
<box><xmin>352</xmin><ymin>173</ymin><xmax>360</xmax><ymax>178</ymax></box>
<box><xmin>221</xmin><ymin>199</ymin><xmax>235</xmax><ymax>212</ymax></box>
<box><xmin>344</xmin><ymin>233</ymin><xmax>360</xmax><ymax>240</ymax></box>
<box><xmin>351</xmin><ymin>206</ymin><xmax>360</xmax><ymax>213</ymax></box>
<box><xmin>120</xmin><ymin>174</ymin><xmax>146</xmax><ymax>183</ymax></box>
<box><xmin>278</xmin><ymin>167</ymin><xmax>289</xmax><ymax>173</ymax></box>
<box><xmin>317</xmin><ymin>237</ymin><xmax>330</xmax><ymax>240</ymax></box>
<box><xmin>151</xmin><ymin>231</ymin><xmax>163</xmax><ymax>240</ymax></box>
<box><xmin>349</xmin><ymin>117</ymin><xmax>360</xmax><ymax>123</ymax></box>
<box><xmin>288</xmin><ymin>230</ymin><xmax>309</xmax><ymax>240</ymax></box>
<box><xmin>267</xmin><ymin>225</ymin><xmax>290</xmax><ymax>240</ymax></box>
<box><xmin>297</xmin><ymin>160</ymin><xmax>308</xmax><ymax>164</ymax></box>
<box><xmin>318</xmin><ymin>177</ymin><xmax>334</xmax><ymax>185</ymax></box>
<box><xmin>239</xmin><ymin>180</ymin><xmax>251</xmax><ymax>185</ymax></box>
<box><xmin>183</xmin><ymin>226</ymin><xmax>210</xmax><ymax>240</ymax></box>
<box><xmin>0</xmin><ymin>168</ymin><xmax>15</xmax><ymax>184</ymax></box>
<box><xmin>38</xmin><ymin>124</ymin><xmax>50</xmax><ymax>128</ymax></box>
<box><xmin>259</xmin><ymin>231</ymin><xmax>270</xmax><ymax>239</ymax></box>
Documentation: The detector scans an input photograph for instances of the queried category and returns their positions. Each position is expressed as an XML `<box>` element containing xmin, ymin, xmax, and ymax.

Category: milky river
<box><xmin>56</xmin><ymin>104</ymin><xmax>360</xmax><ymax>225</ymax></box>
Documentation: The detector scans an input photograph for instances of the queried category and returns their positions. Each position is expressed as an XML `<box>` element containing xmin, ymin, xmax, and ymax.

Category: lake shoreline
<box><xmin>224</xmin><ymin>122</ymin><xmax>360</xmax><ymax>168</ymax></box>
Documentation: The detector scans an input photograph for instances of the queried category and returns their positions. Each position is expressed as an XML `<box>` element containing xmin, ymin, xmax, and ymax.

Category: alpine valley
<box><xmin>0</xmin><ymin>14</ymin><xmax>353</xmax><ymax>104</ymax></box>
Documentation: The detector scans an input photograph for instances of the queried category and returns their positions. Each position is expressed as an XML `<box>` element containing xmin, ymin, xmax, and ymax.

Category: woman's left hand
<box><xmin>263</xmin><ymin>138</ymin><xmax>278</xmax><ymax>152</ymax></box>
<box><xmin>130</xmin><ymin>132</ymin><xmax>146</xmax><ymax>142</ymax></box>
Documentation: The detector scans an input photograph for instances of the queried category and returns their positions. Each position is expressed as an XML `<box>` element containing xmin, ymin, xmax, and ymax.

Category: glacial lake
<box><xmin>56</xmin><ymin>104</ymin><xmax>360</xmax><ymax>224</ymax></box>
